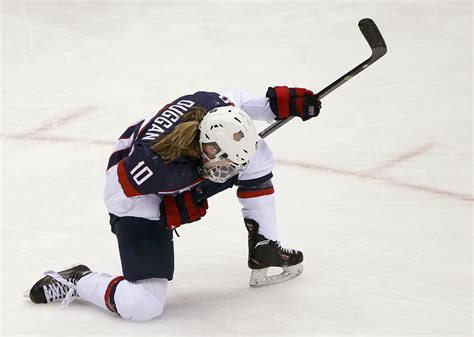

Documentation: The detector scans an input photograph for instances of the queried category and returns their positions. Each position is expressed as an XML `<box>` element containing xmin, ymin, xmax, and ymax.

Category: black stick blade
<box><xmin>358</xmin><ymin>18</ymin><xmax>387</xmax><ymax>55</ymax></box>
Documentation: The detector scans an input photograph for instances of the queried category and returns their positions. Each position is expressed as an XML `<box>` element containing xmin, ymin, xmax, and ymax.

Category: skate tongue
<box><xmin>44</xmin><ymin>270</ymin><xmax>77</xmax><ymax>308</ymax></box>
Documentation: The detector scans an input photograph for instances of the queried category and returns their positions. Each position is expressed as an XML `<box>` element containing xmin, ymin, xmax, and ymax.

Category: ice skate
<box><xmin>24</xmin><ymin>264</ymin><xmax>91</xmax><ymax>306</ymax></box>
<box><xmin>244</xmin><ymin>218</ymin><xmax>304</xmax><ymax>287</ymax></box>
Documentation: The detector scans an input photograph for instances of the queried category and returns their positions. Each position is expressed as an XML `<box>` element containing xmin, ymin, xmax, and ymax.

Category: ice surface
<box><xmin>1</xmin><ymin>0</ymin><xmax>472</xmax><ymax>336</ymax></box>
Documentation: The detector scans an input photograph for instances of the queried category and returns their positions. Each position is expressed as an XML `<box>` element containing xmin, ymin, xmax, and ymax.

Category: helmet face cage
<box><xmin>198</xmin><ymin>106</ymin><xmax>258</xmax><ymax>183</ymax></box>
<box><xmin>199</xmin><ymin>141</ymin><xmax>248</xmax><ymax>183</ymax></box>
<box><xmin>198</xmin><ymin>160</ymin><xmax>248</xmax><ymax>183</ymax></box>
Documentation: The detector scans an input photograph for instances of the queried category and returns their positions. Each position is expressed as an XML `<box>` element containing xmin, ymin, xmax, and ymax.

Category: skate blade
<box><xmin>249</xmin><ymin>263</ymin><xmax>304</xmax><ymax>288</ymax></box>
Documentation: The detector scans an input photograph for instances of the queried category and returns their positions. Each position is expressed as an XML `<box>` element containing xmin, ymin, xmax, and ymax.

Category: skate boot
<box><xmin>24</xmin><ymin>264</ymin><xmax>92</xmax><ymax>307</ymax></box>
<box><xmin>244</xmin><ymin>218</ymin><xmax>304</xmax><ymax>287</ymax></box>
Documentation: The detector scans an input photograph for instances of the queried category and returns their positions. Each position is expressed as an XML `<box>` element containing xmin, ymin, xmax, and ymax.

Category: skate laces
<box><xmin>43</xmin><ymin>270</ymin><xmax>78</xmax><ymax>308</ymax></box>
<box><xmin>275</xmin><ymin>241</ymin><xmax>296</xmax><ymax>255</ymax></box>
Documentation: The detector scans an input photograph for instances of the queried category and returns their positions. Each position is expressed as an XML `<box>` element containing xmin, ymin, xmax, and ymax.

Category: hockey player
<box><xmin>25</xmin><ymin>86</ymin><xmax>321</xmax><ymax>321</ymax></box>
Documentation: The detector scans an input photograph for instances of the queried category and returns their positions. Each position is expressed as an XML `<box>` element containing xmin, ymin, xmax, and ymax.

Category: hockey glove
<box><xmin>266</xmin><ymin>86</ymin><xmax>321</xmax><ymax>121</ymax></box>
<box><xmin>160</xmin><ymin>189</ymin><xmax>208</xmax><ymax>230</ymax></box>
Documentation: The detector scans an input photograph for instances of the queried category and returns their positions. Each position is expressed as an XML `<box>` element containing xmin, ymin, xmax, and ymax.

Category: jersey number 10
<box><xmin>130</xmin><ymin>161</ymin><xmax>153</xmax><ymax>185</ymax></box>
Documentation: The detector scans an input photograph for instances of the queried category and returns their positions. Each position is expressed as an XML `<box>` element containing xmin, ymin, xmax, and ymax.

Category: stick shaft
<box><xmin>259</xmin><ymin>18</ymin><xmax>387</xmax><ymax>139</ymax></box>
<box><xmin>200</xmin><ymin>19</ymin><xmax>387</xmax><ymax>199</ymax></box>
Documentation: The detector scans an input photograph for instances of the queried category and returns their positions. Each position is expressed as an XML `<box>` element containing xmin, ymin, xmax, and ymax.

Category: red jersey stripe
<box><xmin>117</xmin><ymin>159</ymin><xmax>141</xmax><ymax>197</ymax></box>
<box><xmin>237</xmin><ymin>187</ymin><xmax>275</xmax><ymax>199</ymax></box>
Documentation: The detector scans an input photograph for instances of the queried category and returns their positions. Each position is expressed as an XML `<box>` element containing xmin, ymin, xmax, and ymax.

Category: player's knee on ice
<box><xmin>114</xmin><ymin>278</ymin><xmax>168</xmax><ymax>321</ymax></box>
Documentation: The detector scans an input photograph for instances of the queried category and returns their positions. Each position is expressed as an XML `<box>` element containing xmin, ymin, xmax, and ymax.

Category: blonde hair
<box><xmin>150</xmin><ymin>107</ymin><xmax>206</xmax><ymax>162</ymax></box>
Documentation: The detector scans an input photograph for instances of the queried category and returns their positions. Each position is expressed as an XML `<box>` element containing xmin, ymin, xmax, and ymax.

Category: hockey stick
<box><xmin>199</xmin><ymin>18</ymin><xmax>387</xmax><ymax>199</ymax></box>
<box><xmin>259</xmin><ymin>18</ymin><xmax>387</xmax><ymax>139</ymax></box>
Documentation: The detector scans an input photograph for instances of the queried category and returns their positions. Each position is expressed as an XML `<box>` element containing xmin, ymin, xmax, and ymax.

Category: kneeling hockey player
<box><xmin>25</xmin><ymin>86</ymin><xmax>321</xmax><ymax>321</ymax></box>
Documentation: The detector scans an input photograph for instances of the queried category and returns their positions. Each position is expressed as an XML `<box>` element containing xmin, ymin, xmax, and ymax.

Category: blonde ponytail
<box><xmin>150</xmin><ymin>107</ymin><xmax>206</xmax><ymax>162</ymax></box>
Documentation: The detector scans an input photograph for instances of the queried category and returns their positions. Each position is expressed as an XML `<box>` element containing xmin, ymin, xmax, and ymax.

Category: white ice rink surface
<box><xmin>1</xmin><ymin>0</ymin><xmax>472</xmax><ymax>336</ymax></box>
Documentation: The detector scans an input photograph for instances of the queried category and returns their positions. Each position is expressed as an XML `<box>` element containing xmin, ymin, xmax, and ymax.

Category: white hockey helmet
<box><xmin>198</xmin><ymin>106</ymin><xmax>258</xmax><ymax>183</ymax></box>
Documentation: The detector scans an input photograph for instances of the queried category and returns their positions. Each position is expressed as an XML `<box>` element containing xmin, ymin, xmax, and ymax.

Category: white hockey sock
<box><xmin>76</xmin><ymin>272</ymin><xmax>114</xmax><ymax>310</ymax></box>
<box><xmin>238</xmin><ymin>193</ymin><xmax>279</xmax><ymax>241</ymax></box>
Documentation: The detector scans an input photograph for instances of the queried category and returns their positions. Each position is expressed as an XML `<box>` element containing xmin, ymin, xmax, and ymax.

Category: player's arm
<box><xmin>117</xmin><ymin>144</ymin><xmax>206</xmax><ymax>196</ymax></box>
<box><xmin>115</xmin><ymin>146</ymin><xmax>166</xmax><ymax>197</ymax></box>
<box><xmin>218</xmin><ymin>88</ymin><xmax>276</xmax><ymax>123</ymax></box>
<box><xmin>117</xmin><ymin>150</ymin><xmax>209</xmax><ymax>229</ymax></box>
<box><xmin>219</xmin><ymin>87</ymin><xmax>321</xmax><ymax>123</ymax></box>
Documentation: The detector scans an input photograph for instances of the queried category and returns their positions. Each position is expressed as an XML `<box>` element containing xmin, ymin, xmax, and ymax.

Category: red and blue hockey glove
<box><xmin>160</xmin><ymin>190</ymin><xmax>208</xmax><ymax>230</ymax></box>
<box><xmin>266</xmin><ymin>86</ymin><xmax>321</xmax><ymax>121</ymax></box>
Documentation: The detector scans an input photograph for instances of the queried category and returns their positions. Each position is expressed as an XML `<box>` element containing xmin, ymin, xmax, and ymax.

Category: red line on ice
<box><xmin>27</xmin><ymin>106</ymin><xmax>96</xmax><ymax>135</ymax></box>
<box><xmin>1</xmin><ymin>132</ymin><xmax>471</xmax><ymax>202</ymax></box>
<box><xmin>1</xmin><ymin>133</ymin><xmax>113</xmax><ymax>146</ymax></box>
<box><xmin>275</xmin><ymin>159</ymin><xmax>473</xmax><ymax>202</ymax></box>
<box><xmin>362</xmin><ymin>143</ymin><xmax>437</xmax><ymax>177</ymax></box>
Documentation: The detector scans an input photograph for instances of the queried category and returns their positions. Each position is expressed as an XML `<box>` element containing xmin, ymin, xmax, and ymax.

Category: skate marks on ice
<box><xmin>318</xmin><ymin>268</ymin><xmax>471</xmax><ymax>313</ymax></box>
